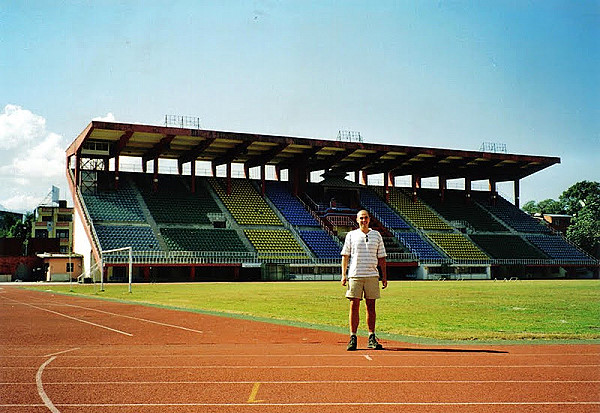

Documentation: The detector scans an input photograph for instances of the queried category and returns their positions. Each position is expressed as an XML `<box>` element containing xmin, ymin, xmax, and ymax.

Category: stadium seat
<box><xmin>244</xmin><ymin>229</ymin><xmax>309</xmax><ymax>259</ymax></box>
<box><xmin>375</xmin><ymin>187</ymin><xmax>452</xmax><ymax>230</ymax></box>
<box><xmin>298</xmin><ymin>230</ymin><xmax>341</xmax><ymax>259</ymax></box>
<box><xmin>525</xmin><ymin>234</ymin><xmax>593</xmax><ymax>261</ymax></box>
<box><xmin>265</xmin><ymin>181</ymin><xmax>320</xmax><ymax>226</ymax></box>
<box><xmin>419</xmin><ymin>189</ymin><xmax>508</xmax><ymax>232</ymax></box>
<box><xmin>426</xmin><ymin>233</ymin><xmax>489</xmax><ymax>261</ymax></box>
<box><xmin>395</xmin><ymin>232</ymin><xmax>446</xmax><ymax>261</ymax></box>
<box><xmin>475</xmin><ymin>193</ymin><xmax>552</xmax><ymax>234</ymax></box>
<box><xmin>359</xmin><ymin>188</ymin><xmax>411</xmax><ymax>230</ymax></box>
<box><xmin>161</xmin><ymin>228</ymin><xmax>247</xmax><ymax>252</ymax></box>
<box><xmin>134</xmin><ymin>174</ymin><xmax>220</xmax><ymax>225</ymax></box>
<box><xmin>211</xmin><ymin>179</ymin><xmax>283</xmax><ymax>226</ymax></box>
<box><xmin>82</xmin><ymin>177</ymin><xmax>145</xmax><ymax>222</ymax></box>
<box><xmin>95</xmin><ymin>225</ymin><xmax>160</xmax><ymax>251</ymax></box>
<box><xmin>470</xmin><ymin>234</ymin><xmax>547</xmax><ymax>259</ymax></box>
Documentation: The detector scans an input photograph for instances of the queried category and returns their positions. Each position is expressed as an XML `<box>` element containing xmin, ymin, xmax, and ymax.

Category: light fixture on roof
<box><xmin>337</xmin><ymin>130</ymin><xmax>363</xmax><ymax>143</ymax></box>
<box><xmin>164</xmin><ymin>115</ymin><xmax>201</xmax><ymax>129</ymax></box>
<box><xmin>479</xmin><ymin>142</ymin><xmax>507</xmax><ymax>153</ymax></box>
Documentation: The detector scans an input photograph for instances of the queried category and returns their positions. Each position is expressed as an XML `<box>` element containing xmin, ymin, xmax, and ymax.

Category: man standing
<box><xmin>341</xmin><ymin>209</ymin><xmax>387</xmax><ymax>351</ymax></box>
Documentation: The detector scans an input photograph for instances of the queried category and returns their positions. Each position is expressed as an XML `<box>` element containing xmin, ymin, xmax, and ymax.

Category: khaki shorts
<box><xmin>345</xmin><ymin>277</ymin><xmax>380</xmax><ymax>300</ymax></box>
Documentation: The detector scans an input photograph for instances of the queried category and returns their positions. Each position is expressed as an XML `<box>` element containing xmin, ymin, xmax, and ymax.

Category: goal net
<box><xmin>77</xmin><ymin>247</ymin><xmax>133</xmax><ymax>293</ymax></box>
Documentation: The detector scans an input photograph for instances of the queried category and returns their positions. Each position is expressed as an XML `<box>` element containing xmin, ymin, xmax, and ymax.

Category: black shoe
<box><xmin>346</xmin><ymin>335</ymin><xmax>357</xmax><ymax>351</ymax></box>
<box><xmin>368</xmin><ymin>334</ymin><xmax>383</xmax><ymax>350</ymax></box>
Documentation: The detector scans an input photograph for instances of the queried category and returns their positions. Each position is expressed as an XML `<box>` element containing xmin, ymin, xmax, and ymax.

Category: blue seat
<box><xmin>395</xmin><ymin>232</ymin><xmax>444</xmax><ymax>260</ymax></box>
<box><xmin>265</xmin><ymin>182</ymin><xmax>320</xmax><ymax>226</ymax></box>
<box><xmin>299</xmin><ymin>230</ymin><xmax>341</xmax><ymax>259</ymax></box>
<box><xmin>359</xmin><ymin>189</ymin><xmax>411</xmax><ymax>229</ymax></box>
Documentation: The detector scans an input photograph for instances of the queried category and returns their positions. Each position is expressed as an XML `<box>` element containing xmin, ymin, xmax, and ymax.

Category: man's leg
<box><xmin>365</xmin><ymin>298</ymin><xmax>376</xmax><ymax>333</ymax></box>
<box><xmin>366</xmin><ymin>299</ymin><xmax>383</xmax><ymax>349</ymax></box>
<box><xmin>349</xmin><ymin>298</ymin><xmax>361</xmax><ymax>335</ymax></box>
<box><xmin>347</xmin><ymin>298</ymin><xmax>361</xmax><ymax>351</ymax></box>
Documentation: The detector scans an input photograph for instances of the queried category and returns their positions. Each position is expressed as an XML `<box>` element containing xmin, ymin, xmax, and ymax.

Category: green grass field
<box><xmin>26</xmin><ymin>280</ymin><xmax>600</xmax><ymax>343</ymax></box>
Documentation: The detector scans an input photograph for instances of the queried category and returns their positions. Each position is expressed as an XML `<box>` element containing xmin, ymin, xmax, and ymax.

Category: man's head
<box><xmin>356</xmin><ymin>209</ymin><xmax>370</xmax><ymax>230</ymax></box>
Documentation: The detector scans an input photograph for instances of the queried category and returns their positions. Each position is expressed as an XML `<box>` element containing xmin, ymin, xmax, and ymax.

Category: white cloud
<box><xmin>0</xmin><ymin>104</ymin><xmax>46</xmax><ymax>150</ymax></box>
<box><xmin>1</xmin><ymin>193</ymin><xmax>45</xmax><ymax>213</ymax></box>
<box><xmin>93</xmin><ymin>112</ymin><xmax>116</xmax><ymax>122</ymax></box>
<box><xmin>0</xmin><ymin>104</ymin><xmax>68</xmax><ymax>212</ymax></box>
<box><xmin>9</xmin><ymin>132</ymin><xmax>65</xmax><ymax>179</ymax></box>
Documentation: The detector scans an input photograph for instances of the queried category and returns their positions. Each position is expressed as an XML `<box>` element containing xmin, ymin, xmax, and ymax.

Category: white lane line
<box><xmin>22</xmin><ymin>379</ymin><xmax>600</xmax><ymax>385</ymax></box>
<box><xmin>4</xmin><ymin>352</ymin><xmax>598</xmax><ymax>358</ymax></box>
<box><xmin>53</xmin><ymin>302</ymin><xmax>204</xmax><ymax>334</ymax></box>
<box><xmin>37</xmin><ymin>363</ymin><xmax>600</xmax><ymax>369</ymax></box>
<box><xmin>36</xmin><ymin>357</ymin><xmax>60</xmax><ymax>413</ymax></box>
<box><xmin>44</xmin><ymin>348</ymin><xmax>81</xmax><ymax>358</ymax></box>
<box><xmin>23</xmin><ymin>402</ymin><xmax>600</xmax><ymax>407</ymax></box>
<box><xmin>1</xmin><ymin>296</ymin><xmax>132</xmax><ymax>336</ymax></box>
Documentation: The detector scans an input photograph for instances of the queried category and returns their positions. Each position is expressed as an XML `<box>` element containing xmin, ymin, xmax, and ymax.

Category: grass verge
<box><xmin>25</xmin><ymin>279</ymin><xmax>600</xmax><ymax>344</ymax></box>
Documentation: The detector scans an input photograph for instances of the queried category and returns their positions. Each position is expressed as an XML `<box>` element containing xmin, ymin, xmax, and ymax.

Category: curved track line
<box><xmin>36</xmin><ymin>356</ymin><xmax>60</xmax><ymax>413</ymax></box>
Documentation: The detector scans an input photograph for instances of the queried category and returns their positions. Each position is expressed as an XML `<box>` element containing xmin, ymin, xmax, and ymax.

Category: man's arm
<box><xmin>341</xmin><ymin>255</ymin><xmax>349</xmax><ymax>286</ymax></box>
<box><xmin>378</xmin><ymin>257</ymin><xmax>387</xmax><ymax>289</ymax></box>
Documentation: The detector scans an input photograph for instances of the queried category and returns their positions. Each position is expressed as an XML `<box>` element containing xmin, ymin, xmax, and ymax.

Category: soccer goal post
<box><xmin>100</xmin><ymin>247</ymin><xmax>133</xmax><ymax>293</ymax></box>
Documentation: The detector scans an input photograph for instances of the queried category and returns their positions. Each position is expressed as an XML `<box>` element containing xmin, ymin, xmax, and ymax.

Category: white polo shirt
<box><xmin>341</xmin><ymin>228</ymin><xmax>387</xmax><ymax>278</ymax></box>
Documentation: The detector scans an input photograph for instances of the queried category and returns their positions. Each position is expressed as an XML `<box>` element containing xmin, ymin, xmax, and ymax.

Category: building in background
<box><xmin>31</xmin><ymin>200</ymin><xmax>74</xmax><ymax>254</ymax></box>
<box><xmin>36</xmin><ymin>252</ymin><xmax>83</xmax><ymax>281</ymax></box>
<box><xmin>542</xmin><ymin>214</ymin><xmax>572</xmax><ymax>235</ymax></box>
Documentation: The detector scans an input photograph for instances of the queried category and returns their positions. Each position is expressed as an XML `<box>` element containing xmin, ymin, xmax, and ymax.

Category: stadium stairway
<box><xmin>469</xmin><ymin>234</ymin><xmax>548</xmax><ymax>260</ymax></box>
<box><xmin>525</xmin><ymin>234</ymin><xmax>595</xmax><ymax>262</ymax></box>
<box><xmin>127</xmin><ymin>174</ymin><xmax>169</xmax><ymax>252</ymax></box>
<box><xmin>366</xmin><ymin>213</ymin><xmax>408</xmax><ymax>255</ymax></box>
<box><xmin>264</xmin><ymin>181</ymin><xmax>320</xmax><ymax>227</ymax></box>
<box><xmin>473</xmin><ymin>193</ymin><xmax>552</xmax><ymax>234</ymax></box>
<box><xmin>259</xmin><ymin>180</ymin><xmax>342</xmax><ymax>260</ymax></box>
<box><xmin>359</xmin><ymin>188</ymin><xmax>411</xmax><ymax>230</ymax></box>
<box><xmin>375</xmin><ymin>187</ymin><xmax>453</xmax><ymax>231</ymax></box>
<box><xmin>418</xmin><ymin>189</ymin><xmax>510</xmax><ymax>233</ymax></box>
<box><xmin>209</xmin><ymin>178</ymin><xmax>283</xmax><ymax>226</ymax></box>
<box><xmin>198</xmin><ymin>178</ymin><xmax>257</xmax><ymax>254</ymax></box>
<box><xmin>426</xmin><ymin>232</ymin><xmax>489</xmax><ymax>261</ymax></box>
<box><xmin>394</xmin><ymin>231</ymin><xmax>447</xmax><ymax>262</ymax></box>
<box><xmin>208</xmin><ymin>178</ymin><xmax>318</xmax><ymax>259</ymax></box>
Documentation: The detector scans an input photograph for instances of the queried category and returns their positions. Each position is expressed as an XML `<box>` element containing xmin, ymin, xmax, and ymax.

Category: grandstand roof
<box><xmin>67</xmin><ymin>121</ymin><xmax>560</xmax><ymax>181</ymax></box>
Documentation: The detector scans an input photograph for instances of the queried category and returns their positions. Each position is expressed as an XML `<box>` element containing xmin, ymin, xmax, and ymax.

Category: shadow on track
<box><xmin>381</xmin><ymin>347</ymin><xmax>509</xmax><ymax>354</ymax></box>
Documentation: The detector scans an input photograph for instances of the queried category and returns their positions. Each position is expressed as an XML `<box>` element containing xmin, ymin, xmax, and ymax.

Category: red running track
<box><xmin>1</xmin><ymin>285</ymin><xmax>599</xmax><ymax>413</ymax></box>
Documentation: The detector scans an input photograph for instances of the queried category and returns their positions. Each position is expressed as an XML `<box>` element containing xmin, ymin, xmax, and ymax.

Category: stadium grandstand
<box><xmin>65</xmin><ymin>121</ymin><xmax>599</xmax><ymax>282</ymax></box>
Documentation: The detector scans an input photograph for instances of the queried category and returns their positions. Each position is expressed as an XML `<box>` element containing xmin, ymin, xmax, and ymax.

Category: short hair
<box><xmin>356</xmin><ymin>209</ymin><xmax>370</xmax><ymax>218</ymax></box>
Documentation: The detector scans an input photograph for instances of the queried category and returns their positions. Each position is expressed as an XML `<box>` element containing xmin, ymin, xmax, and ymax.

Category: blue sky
<box><xmin>1</xmin><ymin>1</ymin><xmax>598</xmax><ymax>212</ymax></box>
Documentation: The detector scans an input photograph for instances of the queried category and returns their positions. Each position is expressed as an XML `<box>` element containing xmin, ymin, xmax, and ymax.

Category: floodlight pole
<box><xmin>68</xmin><ymin>249</ymin><xmax>72</xmax><ymax>292</ymax></box>
<box><xmin>99</xmin><ymin>254</ymin><xmax>104</xmax><ymax>292</ymax></box>
<box><xmin>128</xmin><ymin>248</ymin><xmax>133</xmax><ymax>293</ymax></box>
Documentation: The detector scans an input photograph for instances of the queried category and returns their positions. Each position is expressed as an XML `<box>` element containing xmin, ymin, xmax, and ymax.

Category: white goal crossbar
<box><xmin>100</xmin><ymin>247</ymin><xmax>133</xmax><ymax>293</ymax></box>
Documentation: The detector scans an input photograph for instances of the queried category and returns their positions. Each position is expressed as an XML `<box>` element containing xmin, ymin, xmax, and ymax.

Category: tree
<box><xmin>0</xmin><ymin>213</ymin><xmax>20</xmax><ymax>238</ymax></box>
<box><xmin>537</xmin><ymin>199</ymin><xmax>565</xmax><ymax>215</ymax></box>
<box><xmin>560</xmin><ymin>181</ymin><xmax>600</xmax><ymax>216</ymax></box>
<box><xmin>4</xmin><ymin>212</ymin><xmax>34</xmax><ymax>239</ymax></box>
<box><xmin>561</xmin><ymin>181</ymin><xmax>600</xmax><ymax>258</ymax></box>
<box><xmin>566</xmin><ymin>200</ymin><xmax>600</xmax><ymax>258</ymax></box>
<box><xmin>523</xmin><ymin>181</ymin><xmax>599</xmax><ymax>257</ymax></box>
<box><xmin>522</xmin><ymin>200</ymin><xmax>538</xmax><ymax>215</ymax></box>
<box><xmin>521</xmin><ymin>199</ymin><xmax>565</xmax><ymax>215</ymax></box>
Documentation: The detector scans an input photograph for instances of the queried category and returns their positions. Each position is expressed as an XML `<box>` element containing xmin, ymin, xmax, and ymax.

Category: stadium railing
<box><xmin>74</xmin><ymin>184</ymin><xmax>102</xmax><ymax>259</ymax></box>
